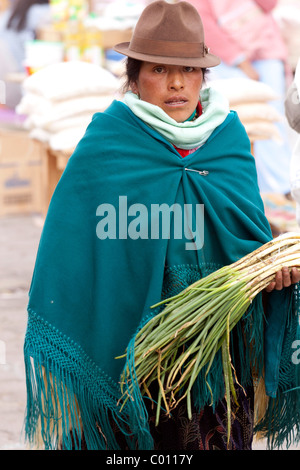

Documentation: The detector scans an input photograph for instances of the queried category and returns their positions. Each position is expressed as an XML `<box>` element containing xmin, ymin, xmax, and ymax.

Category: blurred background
<box><xmin>0</xmin><ymin>0</ymin><xmax>300</xmax><ymax>450</ymax></box>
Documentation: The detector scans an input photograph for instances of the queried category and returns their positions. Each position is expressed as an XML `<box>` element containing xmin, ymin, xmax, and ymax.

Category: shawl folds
<box><xmin>24</xmin><ymin>100</ymin><xmax>300</xmax><ymax>450</ymax></box>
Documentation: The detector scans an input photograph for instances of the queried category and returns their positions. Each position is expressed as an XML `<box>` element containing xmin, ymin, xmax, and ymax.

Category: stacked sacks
<box><xmin>16</xmin><ymin>61</ymin><xmax>120</xmax><ymax>152</ymax></box>
<box><xmin>208</xmin><ymin>77</ymin><xmax>282</xmax><ymax>144</ymax></box>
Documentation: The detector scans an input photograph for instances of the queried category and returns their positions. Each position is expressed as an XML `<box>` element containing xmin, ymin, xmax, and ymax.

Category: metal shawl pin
<box><xmin>185</xmin><ymin>168</ymin><xmax>209</xmax><ymax>176</ymax></box>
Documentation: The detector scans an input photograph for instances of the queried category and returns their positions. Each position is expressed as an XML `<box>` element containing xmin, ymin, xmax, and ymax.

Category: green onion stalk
<box><xmin>119</xmin><ymin>232</ymin><xmax>300</xmax><ymax>448</ymax></box>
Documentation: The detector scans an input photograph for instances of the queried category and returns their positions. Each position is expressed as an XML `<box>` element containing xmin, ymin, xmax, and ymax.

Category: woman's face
<box><xmin>131</xmin><ymin>62</ymin><xmax>203</xmax><ymax>123</ymax></box>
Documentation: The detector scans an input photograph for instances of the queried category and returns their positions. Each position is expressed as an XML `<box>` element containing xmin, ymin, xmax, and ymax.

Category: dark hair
<box><xmin>122</xmin><ymin>58</ymin><xmax>142</xmax><ymax>93</ymax></box>
<box><xmin>6</xmin><ymin>0</ymin><xmax>49</xmax><ymax>31</ymax></box>
<box><xmin>122</xmin><ymin>57</ymin><xmax>209</xmax><ymax>93</ymax></box>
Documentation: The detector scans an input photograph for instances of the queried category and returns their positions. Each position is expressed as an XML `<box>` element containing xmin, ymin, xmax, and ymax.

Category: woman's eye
<box><xmin>184</xmin><ymin>66</ymin><xmax>194</xmax><ymax>72</ymax></box>
<box><xmin>154</xmin><ymin>66</ymin><xmax>165</xmax><ymax>73</ymax></box>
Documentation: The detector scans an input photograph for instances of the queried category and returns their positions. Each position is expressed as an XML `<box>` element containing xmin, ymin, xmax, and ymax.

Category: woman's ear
<box><xmin>131</xmin><ymin>81</ymin><xmax>139</xmax><ymax>95</ymax></box>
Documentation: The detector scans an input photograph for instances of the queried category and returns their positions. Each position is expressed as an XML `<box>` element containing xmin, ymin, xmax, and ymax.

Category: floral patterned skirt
<box><xmin>145</xmin><ymin>383</ymin><xmax>254</xmax><ymax>451</ymax></box>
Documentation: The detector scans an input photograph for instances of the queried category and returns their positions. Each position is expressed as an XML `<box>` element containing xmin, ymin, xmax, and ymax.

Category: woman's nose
<box><xmin>168</xmin><ymin>71</ymin><xmax>184</xmax><ymax>90</ymax></box>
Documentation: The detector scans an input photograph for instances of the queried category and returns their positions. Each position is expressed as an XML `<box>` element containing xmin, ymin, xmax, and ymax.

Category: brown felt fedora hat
<box><xmin>114</xmin><ymin>0</ymin><xmax>220</xmax><ymax>68</ymax></box>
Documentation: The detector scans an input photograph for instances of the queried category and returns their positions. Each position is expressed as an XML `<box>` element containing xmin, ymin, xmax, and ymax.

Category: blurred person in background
<box><xmin>0</xmin><ymin>0</ymin><xmax>50</xmax><ymax>109</ymax></box>
<box><xmin>188</xmin><ymin>0</ymin><xmax>293</xmax><ymax>197</ymax></box>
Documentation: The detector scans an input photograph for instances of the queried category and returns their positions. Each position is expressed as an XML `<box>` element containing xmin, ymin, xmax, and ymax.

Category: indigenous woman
<box><xmin>23</xmin><ymin>1</ymin><xmax>300</xmax><ymax>451</ymax></box>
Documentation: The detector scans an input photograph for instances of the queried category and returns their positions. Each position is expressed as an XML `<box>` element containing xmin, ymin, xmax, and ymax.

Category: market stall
<box><xmin>0</xmin><ymin>0</ymin><xmax>142</xmax><ymax>216</ymax></box>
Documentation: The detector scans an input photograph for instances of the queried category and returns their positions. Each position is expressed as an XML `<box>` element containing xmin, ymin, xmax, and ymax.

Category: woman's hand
<box><xmin>265</xmin><ymin>267</ymin><xmax>300</xmax><ymax>292</ymax></box>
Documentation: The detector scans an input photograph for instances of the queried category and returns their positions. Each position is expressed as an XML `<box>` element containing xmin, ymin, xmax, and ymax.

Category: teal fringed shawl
<box><xmin>23</xmin><ymin>99</ymin><xmax>300</xmax><ymax>450</ymax></box>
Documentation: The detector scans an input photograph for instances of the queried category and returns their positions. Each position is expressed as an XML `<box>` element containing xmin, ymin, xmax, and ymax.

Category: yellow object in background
<box><xmin>63</xmin><ymin>20</ymin><xmax>84</xmax><ymax>61</ymax></box>
<box><xmin>83</xmin><ymin>14</ymin><xmax>104</xmax><ymax>66</ymax></box>
<box><xmin>50</xmin><ymin>0</ymin><xmax>89</xmax><ymax>23</ymax></box>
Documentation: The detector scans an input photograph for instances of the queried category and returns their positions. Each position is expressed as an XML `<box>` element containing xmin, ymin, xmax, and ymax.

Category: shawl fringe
<box><xmin>23</xmin><ymin>309</ymin><xmax>153</xmax><ymax>450</ymax></box>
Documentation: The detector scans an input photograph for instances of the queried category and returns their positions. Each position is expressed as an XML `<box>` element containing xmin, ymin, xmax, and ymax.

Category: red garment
<box><xmin>175</xmin><ymin>101</ymin><xmax>202</xmax><ymax>158</ymax></box>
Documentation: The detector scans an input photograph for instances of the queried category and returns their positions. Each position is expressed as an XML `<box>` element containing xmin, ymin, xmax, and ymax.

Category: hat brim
<box><xmin>114</xmin><ymin>42</ymin><xmax>221</xmax><ymax>68</ymax></box>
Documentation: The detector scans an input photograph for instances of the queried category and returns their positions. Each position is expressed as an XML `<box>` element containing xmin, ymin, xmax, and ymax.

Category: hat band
<box><xmin>129</xmin><ymin>37</ymin><xmax>207</xmax><ymax>58</ymax></box>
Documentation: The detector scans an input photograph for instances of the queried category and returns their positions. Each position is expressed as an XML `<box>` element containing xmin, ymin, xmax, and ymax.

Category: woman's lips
<box><xmin>165</xmin><ymin>96</ymin><xmax>188</xmax><ymax>107</ymax></box>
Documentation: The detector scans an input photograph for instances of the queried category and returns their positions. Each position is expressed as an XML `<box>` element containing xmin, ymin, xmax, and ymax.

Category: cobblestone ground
<box><xmin>0</xmin><ymin>215</ymin><xmax>299</xmax><ymax>450</ymax></box>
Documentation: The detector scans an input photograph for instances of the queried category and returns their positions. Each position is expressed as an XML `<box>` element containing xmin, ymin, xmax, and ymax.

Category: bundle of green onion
<box><xmin>120</xmin><ymin>232</ymin><xmax>300</xmax><ymax>446</ymax></box>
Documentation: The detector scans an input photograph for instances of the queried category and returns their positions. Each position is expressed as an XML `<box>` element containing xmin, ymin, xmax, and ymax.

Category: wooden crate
<box><xmin>0</xmin><ymin>128</ymin><xmax>48</xmax><ymax>216</ymax></box>
<box><xmin>44</xmin><ymin>146</ymin><xmax>71</xmax><ymax>214</ymax></box>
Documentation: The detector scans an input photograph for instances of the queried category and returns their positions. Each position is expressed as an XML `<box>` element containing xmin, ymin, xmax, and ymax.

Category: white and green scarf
<box><xmin>124</xmin><ymin>87</ymin><xmax>229</xmax><ymax>150</ymax></box>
